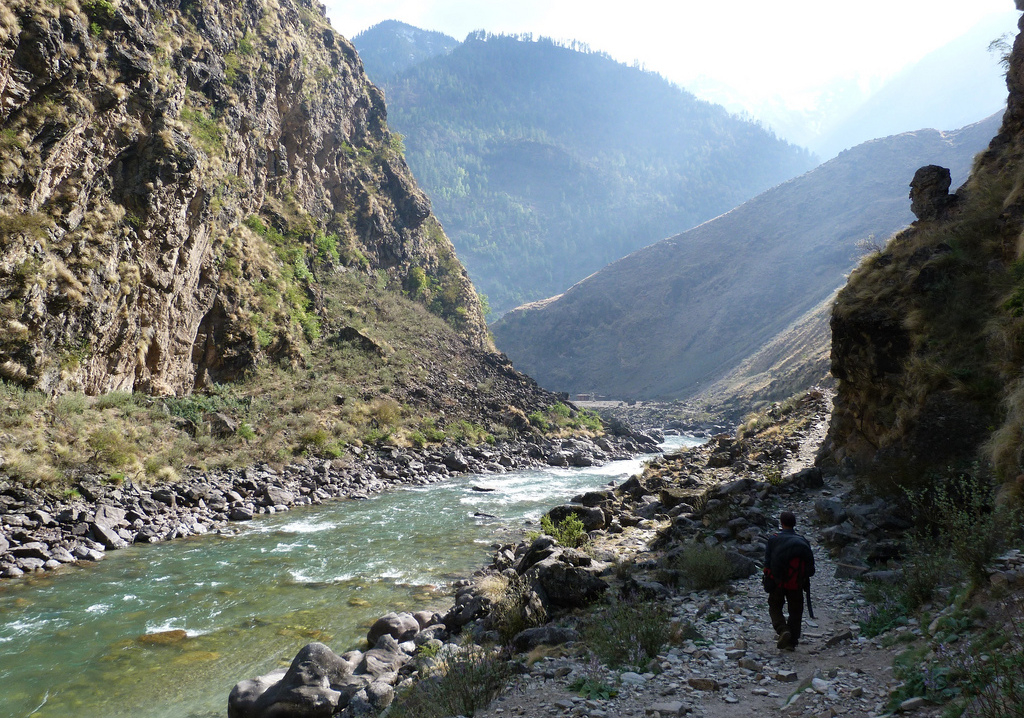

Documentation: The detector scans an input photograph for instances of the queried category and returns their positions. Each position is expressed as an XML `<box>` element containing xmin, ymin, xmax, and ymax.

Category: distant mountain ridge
<box><xmin>352</xmin><ymin>20</ymin><xmax>459</xmax><ymax>81</ymax></box>
<box><xmin>811</xmin><ymin>11</ymin><xmax>1014</xmax><ymax>158</ymax></box>
<box><xmin>689</xmin><ymin>12</ymin><xmax>1015</xmax><ymax>159</ymax></box>
<box><xmin>491</xmin><ymin>113</ymin><xmax>1002</xmax><ymax>400</ymax></box>
<box><xmin>354</xmin><ymin>29</ymin><xmax>817</xmax><ymax>314</ymax></box>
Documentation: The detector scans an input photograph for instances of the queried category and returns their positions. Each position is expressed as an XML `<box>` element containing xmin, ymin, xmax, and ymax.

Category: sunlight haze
<box><xmin>326</xmin><ymin>0</ymin><xmax>1017</xmax><ymax>114</ymax></box>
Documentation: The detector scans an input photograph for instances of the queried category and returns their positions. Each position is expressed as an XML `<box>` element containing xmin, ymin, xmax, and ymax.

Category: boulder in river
<box><xmin>546</xmin><ymin>504</ymin><xmax>606</xmax><ymax>531</ymax></box>
<box><xmin>366</xmin><ymin>612</ymin><xmax>420</xmax><ymax>645</ymax></box>
<box><xmin>228</xmin><ymin>642</ymin><xmax>350</xmax><ymax>718</ymax></box>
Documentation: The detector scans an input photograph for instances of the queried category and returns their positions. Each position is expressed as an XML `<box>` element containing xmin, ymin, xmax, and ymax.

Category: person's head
<box><xmin>780</xmin><ymin>511</ymin><xmax>796</xmax><ymax>529</ymax></box>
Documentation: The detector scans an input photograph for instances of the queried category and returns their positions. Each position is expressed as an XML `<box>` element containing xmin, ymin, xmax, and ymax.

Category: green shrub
<box><xmin>297</xmin><ymin>427</ymin><xmax>330</xmax><ymax>452</ymax></box>
<box><xmin>909</xmin><ymin>468</ymin><xmax>1019</xmax><ymax>586</ymax></box>
<box><xmin>540</xmin><ymin>513</ymin><xmax>588</xmax><ymax>548</ymax></box>
<box><xmin>946</xmin><ymin>611</ymin><xmax>1024</xmax><ymax>718</ymax></box>
<box><xmin>95</xmin><ymin>391</ymin><xmax>138</xmax><ymax>414</ymax></box>
<box><xmin>858</xmin><ymin>585</ymin><xmax>909</xmax><ymax>638</ymax></box>
<box><xmin>180</xmin><ymin>106</ymin><xmax>225</xmax><ymax>155</ymax></box>
<box><xmin>487</xmin><ymin>573</ymin><xmax>546</xmax><ymax>644</ymax></box>
<box><xmin>388</xmin><ymin>646</ymin><xmax>512</xmax><ymax>718</ymax></box>
<box><xmin>889</xmin><ymin>646</ymin><xmax>958</xmax><ymax>709</ymax></box>
<box><xmin>419</xmin><ymin>418</ymin><xmax>446</xmax><ymax>443</ymax></box>
<box><xmin>446</xmin><ymin>419</ymin><xmax>492</xmax><ymax>445</ymax></box>
<box><xmin>53</xmin><ymin>393</ymin><xmax>87</xmax><ymax>419</ymax></box>
<box><xmin>87</xmin><ymin>428</ymin><xmax>133</xmax><ymax>468</ymax></box>
<box><xmin>898</xmin><ymin>539</ymin><xmax>949</xmax><ymax>611</ymax></box>
<box><xmin>667</xmin><ymin>544</ymin><xmax>734</xmax><ymax>591</ymax></box>
<box><xmin>568</xmin><ymin>676</ymin><xmax>618</xmax><ymax>699</ymax></box>
<box><xmin>581</xmin><ymin>599</ymin><xmax>670</xmax><ymax>670</ymax></box>
<box><xmin>82</xmin><ymin>0</ymin><xmax>115</xmax><ymax>23</ymax></box>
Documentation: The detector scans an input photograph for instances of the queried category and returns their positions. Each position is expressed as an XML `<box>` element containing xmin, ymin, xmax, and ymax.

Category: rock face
<box><xmin>825</xmin><ymin>9</ymin><xmax>1024</xmax><ymax>483</ymax></box>
<box><xmin>0</xmin><ymin>0</ymin><xmax>487</xmax><ymax>396</ymax></box>
<box><xmin>908</xmin><ymin>164</ymin><xmax>955</xmax><ymax>220</ymax></box>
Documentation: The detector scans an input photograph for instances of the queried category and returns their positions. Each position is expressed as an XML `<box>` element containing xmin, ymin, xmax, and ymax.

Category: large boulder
<box><xmin>546</xmin><ymin>504</ymin><xmax>606</xmax><ymax>531</ymax></box>
<box><xmin>228</xmin><ymin>670</ymin><xmax>287</xmax><ymax>718</ymax></box>
<box><xmin>909</xmin><ymin>164</ymin><xmax>954</xmax><ymax>220</ymax></box>
<box><xmin>264</xmin><ymin>485</ymin><xmax>295</xmax><ymax>507</ymax></box>
<box><xmin>814</xmin><ymin>498</ymin><xmax>847</xmax><ymax>525</ymax></box>
<box><xmin>530</xmin><ymin>557</ymin><xmax>608</xmax><ymax>608</ymax></box>
<box><xmin>511</xmin><ymin>625</ymin><xmax>579</xmax><ymax>653</ymax></box>
<box><xmin>358</xmin><ymin>635</ymin><xmax>410</xmax><ymax>678</ymax></box>
<box><xmin>228</xmin><ymin>643</ymin><xmax>350</xmax><ymax>718</ymax></box>
<box><xmin>722</xmin><ymin>550</ymin><xmax>758</xmax><ymax>579</ymax></box>
<box><xmin>366</xmin><ymin>612</ymin><xmax>420</xmax><ymax>646</ymax></box>
<box><xmin>515</xmin><ymin>535</ymin><xmax>558</xmax><ymax>573</ymax></box>
<box><xmin>93</xmin><ymin>504</ymin><xmax>127</xmax><ymax>530</ymax></box>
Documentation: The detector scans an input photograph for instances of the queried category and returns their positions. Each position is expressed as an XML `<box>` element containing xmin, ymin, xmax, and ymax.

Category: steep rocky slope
<box><xmin>825</xmin><ymin>5</ymin><xmax>1024</xmax><ymax>489</ymax></box>
<box><xmin>0</xmin><ymin>0</ymin><xmax>486</xmax><ymax>398</ymax></box>
<box><xmin>0</xmin><ymin>0</ymin><xmax>581</xmax><ymax>485</ymax></box>
<box><xmin>492</xmin><ymin>114</ymin><xmax>1000</xmax><ymax>400</ymax></box>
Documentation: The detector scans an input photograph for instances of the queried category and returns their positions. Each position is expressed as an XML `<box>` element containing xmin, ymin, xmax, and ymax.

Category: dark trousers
<box><xmin>768</xmin><ymin>587</ymin><xmax>804</xmax><ymax>643</ymax></box>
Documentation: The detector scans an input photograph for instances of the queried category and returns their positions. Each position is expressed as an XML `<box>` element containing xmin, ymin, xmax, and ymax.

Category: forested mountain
<box><xmin>491</xmin><ymin>114</ymin><xmax>1001</xmax><ymax>399</ymax></box>
<box><xmin>352</xmin><ymin>20</ymin><xmax>459</xmax><ymax>81</ymax></box>
<box><xmin>355</xmin><ymin>30</ymin><xmax>817</xmax><ymax>314</ymax></box>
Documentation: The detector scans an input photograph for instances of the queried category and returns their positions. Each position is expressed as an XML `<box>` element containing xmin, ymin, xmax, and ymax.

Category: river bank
<box><xmin>0</xmin><ymin>430</ymin><xmax>663</xmax><ymax>581</ymax></box>
<box><xmin>226</xmin><ymin>392</ymin><xmax>832</xmax><ymax>716</ymax></box>
<box><xmin>229</xmin><ymin>387</ymin><xmax>1024</xmax><ymax>718</ymax></box>
<box><xmin>1</xmin><ymin>436</ymin><xmax>695</xmax><ymax>717</ymax></box>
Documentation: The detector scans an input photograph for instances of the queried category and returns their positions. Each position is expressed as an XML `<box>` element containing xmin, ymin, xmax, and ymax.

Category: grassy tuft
<box><xmin>388</xmin><ymin>646</ymin><xmax>513</xmax><ymax>718</ymax></box>
<box><xmin>581</xmin><ymin>598</ymin><xmax>671</xmax><ymax>670</ymax></box>
<box><xmin>665</xmin><ymin>544</ymin><xmax>735</xmax><ymax>591</ymax></box>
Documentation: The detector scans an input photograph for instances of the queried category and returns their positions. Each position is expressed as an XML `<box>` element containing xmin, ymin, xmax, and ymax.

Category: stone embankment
<box><xmin>0</xmin><ymin>430</ymin><xmax>660</xmax><ymax>580</ymax></box>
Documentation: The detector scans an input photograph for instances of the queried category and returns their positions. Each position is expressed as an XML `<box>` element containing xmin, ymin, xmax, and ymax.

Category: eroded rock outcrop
<box><xmin>0</xmin><ymin>0</ymin><xmax>487</xmax><ymax>396</ymax></box>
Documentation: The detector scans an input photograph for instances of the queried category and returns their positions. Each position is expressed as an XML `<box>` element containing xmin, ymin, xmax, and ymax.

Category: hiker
<box><xmin>763</xmin><ymin>510</ymin><xmax>815</xmax><ymax>651</ymax></box>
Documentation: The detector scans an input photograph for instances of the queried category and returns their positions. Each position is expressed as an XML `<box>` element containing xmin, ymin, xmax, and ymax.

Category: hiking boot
<box><xmin>777</xmin><ymin>630</ymin><xmax>792</xmax><ymax>650</ymax></box>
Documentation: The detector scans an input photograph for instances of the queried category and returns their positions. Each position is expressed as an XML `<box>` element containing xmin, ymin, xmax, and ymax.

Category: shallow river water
<box><xmin>0</xmin><ymin>436</ymin><xmax>698</xmax><ymax>717</ymax></box>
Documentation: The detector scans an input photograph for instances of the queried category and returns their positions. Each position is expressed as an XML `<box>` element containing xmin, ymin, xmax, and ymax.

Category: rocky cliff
<box><xmin>0</xmin><ymin>0</ymin><xmax>488</xmax><ymax>397</ymax></box>
<box><xmin>825</xmin><ymin>4</ymin><xmax>1024</xmax><ymax>488</ymax></box>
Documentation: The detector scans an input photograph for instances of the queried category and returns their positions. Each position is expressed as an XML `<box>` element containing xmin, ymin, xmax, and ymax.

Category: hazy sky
<box><xmin>323</xmin><ymin>0</ymin><xmax>1018</xmax><ymax>111</ymax></box>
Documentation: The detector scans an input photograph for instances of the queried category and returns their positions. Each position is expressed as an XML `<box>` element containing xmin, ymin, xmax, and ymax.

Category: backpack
<box><xmin>765</xmin><ymin>532</ymin><xmax>813</xmax><ymax>591</ymax></box>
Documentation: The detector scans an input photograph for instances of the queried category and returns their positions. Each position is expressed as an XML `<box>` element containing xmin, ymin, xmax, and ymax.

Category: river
<box><xmin>0</xmin><ymin>436</ymin><xmax>699</xmax><ymax>717</ymax></box>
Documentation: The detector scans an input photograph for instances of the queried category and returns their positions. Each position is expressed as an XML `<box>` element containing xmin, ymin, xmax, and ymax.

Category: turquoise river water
<box><xmin>0</xmin><ymin>437</ymin><xmax>699</xmax><ymax>717</ymax></box>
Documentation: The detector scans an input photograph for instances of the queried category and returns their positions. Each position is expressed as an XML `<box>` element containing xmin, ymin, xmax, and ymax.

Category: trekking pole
<box><xmin>805</xmin><ymin>581</ymin><xmax>814</xmax><ymax>619</ymax></box>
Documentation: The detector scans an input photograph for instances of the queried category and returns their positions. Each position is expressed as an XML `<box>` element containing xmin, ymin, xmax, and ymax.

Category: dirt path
<box><xmin>475</xmin><ymin>404</ymin><xmax>940</xmax><ymax>718</ymax></box>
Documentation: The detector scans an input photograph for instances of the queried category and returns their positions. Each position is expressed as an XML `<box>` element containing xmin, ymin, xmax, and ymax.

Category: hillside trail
<box><xmin>475</xmin><ymin>400</ymin><xmax>941</xmax><ymax>718</ymax></box>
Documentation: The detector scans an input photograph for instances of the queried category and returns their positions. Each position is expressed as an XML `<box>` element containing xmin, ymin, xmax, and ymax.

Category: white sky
<box><xmin>323</xmin><ymin>0</ymin><xmax>1019</xmax><ymax>112</ymax></box>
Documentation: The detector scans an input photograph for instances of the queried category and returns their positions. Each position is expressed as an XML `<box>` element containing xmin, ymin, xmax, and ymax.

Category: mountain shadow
<box><xmin>491</xmin><ymin>113</ymin><xmax>1002</xmax><ymax>400</ymax></box>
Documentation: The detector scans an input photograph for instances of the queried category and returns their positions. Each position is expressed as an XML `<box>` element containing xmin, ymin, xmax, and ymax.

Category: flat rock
<box><xmin>687</xmin><ymin>677</ymin><xmax>719</xmax><ymax>691</ymax></box>
<box><xmin>646</xmin><ymin>701</ymin><xmax>685</xmax><ymax>716</ymax></box>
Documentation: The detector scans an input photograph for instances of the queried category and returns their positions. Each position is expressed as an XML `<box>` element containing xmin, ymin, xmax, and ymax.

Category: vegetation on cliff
<box><xmin>0</xmin><ymin>0</ymin><xmax>583</xmax><ymax>486</ymax></box>
<box><xmin>826</xmin><ymin>11</ymin><xmax>1024</xmax><ymax>492</ymax></box>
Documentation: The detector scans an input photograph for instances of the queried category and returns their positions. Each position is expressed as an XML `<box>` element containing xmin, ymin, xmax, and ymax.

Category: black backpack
<box><xmin>765</xmin><ymin>533</ymin><xmax>813</xmax><ymax>591</ymax></box>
